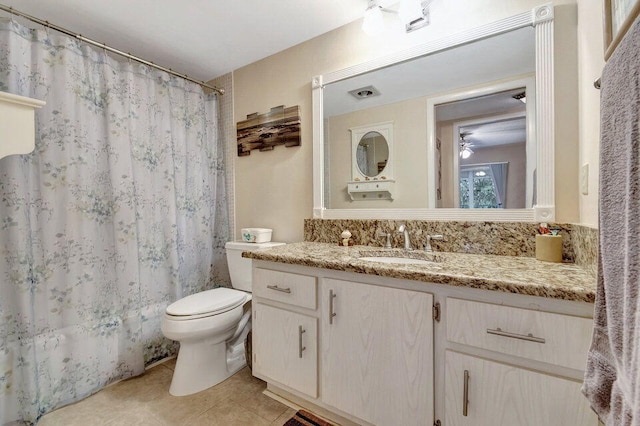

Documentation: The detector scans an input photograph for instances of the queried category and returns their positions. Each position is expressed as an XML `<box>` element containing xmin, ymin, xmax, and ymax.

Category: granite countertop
<box><xmin>243</xmin><ymin>242</ymin><xmax>597</xmax><ymax>303</ymax></box>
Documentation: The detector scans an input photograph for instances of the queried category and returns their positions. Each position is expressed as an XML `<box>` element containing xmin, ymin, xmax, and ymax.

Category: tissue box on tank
<box><xmin>240</xmin><ymin>228</ymin><xmax>273</xmax><ymax>243</ymax></box>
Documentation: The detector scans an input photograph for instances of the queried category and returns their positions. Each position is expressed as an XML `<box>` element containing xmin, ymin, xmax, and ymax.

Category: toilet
<box><xmin>161</xmin><ymin>241</ymin><xmax>284</xmax><ymax>396</ymax></box>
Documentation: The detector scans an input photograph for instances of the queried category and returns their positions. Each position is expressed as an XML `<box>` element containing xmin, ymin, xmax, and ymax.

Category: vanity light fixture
<box><xmin>362</xmin><ymin>1</ymin><xmax>385</xmax><ymax>36</ymax></box>
<box><xmin>513</xmin><ymin>91</ymin><xmax>527</xmax><ymax>104</ymax></box>
<box><xmin>362</xmin><ymin>0</ymin><xmax>432</xmax><ymax>35</ymax></box>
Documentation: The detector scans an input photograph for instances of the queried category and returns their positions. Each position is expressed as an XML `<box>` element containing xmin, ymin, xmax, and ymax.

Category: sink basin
<box><xmin>358</xmin><ymin>256</ymin><xmax>436</xmax><ymax>266</ymax></box>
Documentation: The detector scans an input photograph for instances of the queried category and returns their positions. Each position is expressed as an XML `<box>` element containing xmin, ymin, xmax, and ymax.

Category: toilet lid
<box><xmin>166</xmin><ymin>288</ymin><xmax>247</xmax><ymax>317</ymax></box>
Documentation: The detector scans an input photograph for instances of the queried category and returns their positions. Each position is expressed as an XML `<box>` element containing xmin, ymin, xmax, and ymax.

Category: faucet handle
<box><xmin>425</xmin><ymin>234</ymin><xmax>444</xmax><ymax>252</ymax></box>
<box><xmin>376</xmin><ymin>230</ymin><xmax>392</xmax><ymax>249</ymax></box>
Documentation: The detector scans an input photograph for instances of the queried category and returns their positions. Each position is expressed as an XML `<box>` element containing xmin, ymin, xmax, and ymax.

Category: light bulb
<box><xmin>362</xmin><ymin>5</ymin><xmax>384</xmax><ymax>36</ymax></box>
<box><xmin>461</xmin><ymin>148</ymin><xmax>472</xmax><ymax>159</ymax></box>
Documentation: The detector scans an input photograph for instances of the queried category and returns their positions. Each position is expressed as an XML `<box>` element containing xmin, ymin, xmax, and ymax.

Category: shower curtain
<box><xmin>0</xmin><ymin>19</ymin><xmax>229</xmax><ymax>425</ymax></box>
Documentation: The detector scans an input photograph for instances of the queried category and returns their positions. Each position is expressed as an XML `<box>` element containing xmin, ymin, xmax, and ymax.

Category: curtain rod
<box><xmin>0</xmin><ymin>4</ymin><xmax>224</xmax><ymax>95</ymax></box>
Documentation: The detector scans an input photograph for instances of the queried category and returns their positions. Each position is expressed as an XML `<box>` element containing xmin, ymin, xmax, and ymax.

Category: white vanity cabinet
<box><xmin>252</xmin><ymin>268</ymin><xmax>319</xmax><ymax>398</ymax></box>
<box><xmin>444</xmin><ymin>351</ymin><xmax>597</xmax><ymax>426</ymax></box>
<box><xmin>444</xmin><ymin>298</ymin><xmax>598</xmax><ymax>426</ymax></box>
<box><xmin>253</xmin><ymin>304</ymin><xmax>318</xmax><ymax>397</ymax></box>
<box><xmin>251</xmin><ymin>261</ymin><xmax>596</xmax><ymax>426</ymax></box>
<box><xmin>321</xmin><ymin>278</ymin><xmax>434</xmax><ymax>426</ymax></box>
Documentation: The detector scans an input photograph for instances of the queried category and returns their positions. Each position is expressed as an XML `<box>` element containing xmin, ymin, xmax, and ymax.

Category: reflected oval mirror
<box><xmin>356</xmin><ymin>131</ymin><xmax>389</xmax><ymax>177</ymax></box>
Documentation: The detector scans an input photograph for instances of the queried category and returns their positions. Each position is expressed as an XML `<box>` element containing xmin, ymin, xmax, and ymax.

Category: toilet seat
<box><xmin>166</xmin><ymin>287</ymin><xmax>249</xmax><ymax>321</ymax></box>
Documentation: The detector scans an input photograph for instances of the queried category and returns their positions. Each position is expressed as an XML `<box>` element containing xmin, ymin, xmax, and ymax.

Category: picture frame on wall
<box><xmin>604</xmin><ymin>0</ymin><xmax>640</xmax><ymax>59</ymax></box>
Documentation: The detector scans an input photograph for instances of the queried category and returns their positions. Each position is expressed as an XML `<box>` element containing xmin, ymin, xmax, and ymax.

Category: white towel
<box><xmin>582</xmin><ymin>15</ymin><xmax>640</xmax><ymax>425</ymax></box>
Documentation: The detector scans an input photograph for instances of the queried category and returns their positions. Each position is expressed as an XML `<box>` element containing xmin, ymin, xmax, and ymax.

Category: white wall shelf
<box><xmin>0</xmin><ymin>91</ymin><xmax>45</xmax><ymax>160</ymax></box>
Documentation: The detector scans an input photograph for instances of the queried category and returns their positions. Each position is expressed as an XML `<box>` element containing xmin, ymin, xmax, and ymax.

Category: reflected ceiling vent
<box><xmin>349</xmin><ymin>85</ymin><xmax>381</xmax><ymax>100</ymax></box>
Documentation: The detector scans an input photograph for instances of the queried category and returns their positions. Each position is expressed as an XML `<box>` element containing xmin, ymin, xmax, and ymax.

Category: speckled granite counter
<box><xmin>243</xmin><ymin>242</ymin><xmax>596</xmax><ymax>303</ymax></box>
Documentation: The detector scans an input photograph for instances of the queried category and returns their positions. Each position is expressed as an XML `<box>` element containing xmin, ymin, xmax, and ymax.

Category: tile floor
<box><xmin>38</xmin><ymin>358</ymin><xmax>296</xmax><ymax>426</ymax></box>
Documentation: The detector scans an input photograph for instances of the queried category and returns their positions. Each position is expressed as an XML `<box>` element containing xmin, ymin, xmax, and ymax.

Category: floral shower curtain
<box><xmin>0</xmin><ymin>19</ymin><xmax>229</xmax><ymax>425</ymax></box>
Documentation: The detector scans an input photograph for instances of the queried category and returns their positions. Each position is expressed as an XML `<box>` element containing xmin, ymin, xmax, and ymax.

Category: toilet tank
<box><xmin>225</xmin><ymin>241</ymin><xmax>285</xmax><ymax>292</ymax></box>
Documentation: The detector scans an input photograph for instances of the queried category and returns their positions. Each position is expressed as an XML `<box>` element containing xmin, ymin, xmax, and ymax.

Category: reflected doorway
<box><xmin>435</xmin><ymin>87</ymin><xmax>530</xmax><ymax>209</ymax></box>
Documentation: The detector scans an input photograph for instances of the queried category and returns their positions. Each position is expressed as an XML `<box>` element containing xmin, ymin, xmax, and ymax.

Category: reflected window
<box><xmin>459</xmin><ymin>165</ymin><xmax>502</xmax><ymax>209</ymax></box>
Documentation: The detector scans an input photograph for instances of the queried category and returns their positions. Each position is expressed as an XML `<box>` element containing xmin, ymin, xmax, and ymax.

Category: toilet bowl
<box><xmin>161</xmin><ymin>241</ymin><xmax>284</xmax><ymax>396</ymax></box>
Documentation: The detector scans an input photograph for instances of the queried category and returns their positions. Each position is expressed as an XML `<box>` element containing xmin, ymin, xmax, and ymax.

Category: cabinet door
<box><xmin>444</xmin><ymin>351</ymin><xmax>599</xmax><ymax>426</ymax></box>
<box><xmin>253</xmin><ymin>303</ymin><xmax>317</xmax><ymax>398</ymax></box>
<box><xmin>321</xmin><ymin>279</ymin><xmax>434</xmax><ymax>426</ymax></box>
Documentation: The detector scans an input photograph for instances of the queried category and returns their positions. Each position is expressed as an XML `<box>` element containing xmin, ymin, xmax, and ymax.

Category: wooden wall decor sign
<box><xmin>236</xmin><ymin>105</ymin><xmax>301</xmax><ymax>156</ymax></box>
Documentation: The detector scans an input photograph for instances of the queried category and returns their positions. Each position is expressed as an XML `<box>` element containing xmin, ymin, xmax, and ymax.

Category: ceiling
<box><xmin>0</xmin><ymin>0</ymin><xmax>369</xmax><ymax>81</ymax></box>
<box><xmin>323</xmin><ymin>26</ymin><xmax>535</xmax><ymax>118</ymax></box>
<box><xmin>460</xmin><ymin>116</ymin><xmax>527</xmax><ymax>148</ymax></box>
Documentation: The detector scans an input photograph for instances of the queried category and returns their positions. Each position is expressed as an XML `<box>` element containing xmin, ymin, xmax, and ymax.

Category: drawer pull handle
<box><xmin>266</xmin><ymin>285</ymin><xmax>291</xmax><ymax>294</ymax></box>
<box><xmin>329</xmin><ymin>290</ymin><xmax>337</xmax><ymax>324</ymax></box>
<box><xmin>487</xmin><ymin>328</ymin><xmax>546</xmax><ymax>344</ymax></box>
<box><xmin>298</xmin><ymin>325</ymin><xmax>306</xmax><ymax>358</ymax></box>
<box><xmin>463</xmin><ymin>370</ymin><xmax>469</xmax><ymax>417</ymax></box>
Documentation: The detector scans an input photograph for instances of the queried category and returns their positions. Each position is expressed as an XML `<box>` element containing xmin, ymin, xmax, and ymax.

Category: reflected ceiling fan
<box><xmin>459</xmin><ymin>133</ymin><xmax>474</xmax><ymax>159</ymax></box>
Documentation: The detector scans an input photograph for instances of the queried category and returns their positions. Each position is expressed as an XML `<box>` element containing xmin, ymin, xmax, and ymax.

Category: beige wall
<box><xmin>437</xmin><ymin>123</ymin><xmax>455</xmax><ymax>208</ymax></box>
<box><xmin>553</xmin><ymin>4</ymin><xmax>580</xmax><ymax>224</ymax></box>
<box><xmin>232</xmin><ymin>0</ymin><xmax>588</xmax><ymax>242</ymax></box>
<box><xmin>577</xmin><ymin>0</ymin><xmax>604</xmax><ymax>227</ymax></box>
<box><xmin>327</xmin><ymin>97</ymin><xmax>428</xmax><ymax>209</ymax></box>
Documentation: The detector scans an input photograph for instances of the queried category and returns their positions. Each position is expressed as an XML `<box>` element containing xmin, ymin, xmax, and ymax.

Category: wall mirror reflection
<box><xmin>314</xmin><ymin>5</ymin><xmax>556</xmax><ymax>221</ymax></box>
<box><xmin>323</xmin><ymin>26</ymin><xmax>535</xmax><ymax>210</ymax></box>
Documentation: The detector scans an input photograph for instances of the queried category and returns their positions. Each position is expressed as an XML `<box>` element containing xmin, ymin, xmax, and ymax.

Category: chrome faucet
<box><xmin>397</xmin><ymin>224</ymin><xmax>413</xmax><ymax>251</ymax></box>
<box><xmin>425</xmin><ymin>234</ymin><xmax>443</xmax><ymax>252</ymax></box>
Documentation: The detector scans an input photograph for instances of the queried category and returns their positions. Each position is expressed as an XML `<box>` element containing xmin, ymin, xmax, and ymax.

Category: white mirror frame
<box><xmin>312</xmin><ymin>4</ymin><xmax>555</xmax><ymax>222</ymax></box>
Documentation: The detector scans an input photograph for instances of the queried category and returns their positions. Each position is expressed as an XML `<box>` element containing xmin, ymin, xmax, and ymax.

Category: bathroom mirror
<box><xmin>356</xmin><ymin>132</ymin><xmax>389</xmax><ymax>178</ymax></box>
<box><xmin>312</xmin><ymin>5</ymin><xmax>556</xmax><ymax>221</ymax></box>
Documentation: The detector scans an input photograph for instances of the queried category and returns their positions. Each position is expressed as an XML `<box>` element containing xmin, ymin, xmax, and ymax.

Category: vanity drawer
<box><xmin>446</xmin><ymin>298</ymin><xmax>593</xmax><ymax>371</ymax></box>
<box><xmin>253</xmin><ymin>268</ymin><xmax>317</xmax><ymax>309</ymax></box>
